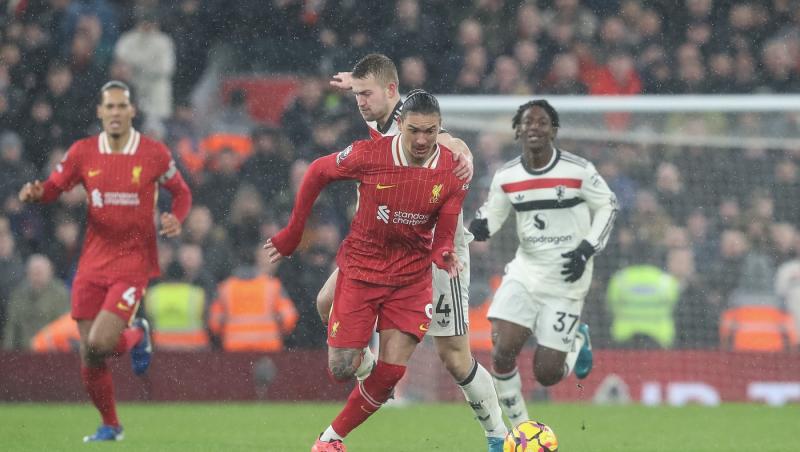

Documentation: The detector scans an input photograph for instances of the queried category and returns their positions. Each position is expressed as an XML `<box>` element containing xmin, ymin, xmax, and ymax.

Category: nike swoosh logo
<box><xmin>116</xmin><ymin>302</ymin><xmax>130</xmax><ymax>311</ymax></box>
<box><xmin>88</xmin><ymin>170</ymin><xmax>101</xmax><ymax>177</ymax></box>
<box><xmin>419</xmin><ymin>323</ymin><xmax>429</xmax><ymax>332</ymax></box>
<box><xmin>477</xmin><ymin>415</ymin><xmax>490</xmax><ymax>421</ymax></box>
<box><xmin>376</xmin><ymin>184</ymin><xmax>397</xmax><ymax>190</ymax></box>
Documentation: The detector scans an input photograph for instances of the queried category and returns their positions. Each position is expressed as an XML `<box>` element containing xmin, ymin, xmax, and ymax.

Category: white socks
<box><xmin>320</xmin><ymin>426</ymin><xmax>343</xmax><ymax>442</ymax></box>
<box><xmin>563</xmin><ymin>331</ymin><xmax>585</xmax><ymax>378</ymax></box>
<box><xmin>458</xmin><ymin>359</ymin><xmax>507</xmax><ymax>438</ymax></box>
<box><xmin>492</xmin><ymin>367</ymin><xmax>529</xmax><ymax>427</ymax></box>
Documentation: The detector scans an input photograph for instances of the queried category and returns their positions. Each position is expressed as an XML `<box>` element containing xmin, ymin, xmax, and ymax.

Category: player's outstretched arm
<box><xmin>431</xmin><ymin>211</ymin><xmax>463</xmax><ymax>278</ymax></box>
<box><xmin>267</xmin><ymin>153</ymin><xmax>350</xmax><ymax>257</ymax></box>
<box><xmin>160</xmin><ymin>169</ymin><xmax>192</xmax><ymax>237</ymax></box>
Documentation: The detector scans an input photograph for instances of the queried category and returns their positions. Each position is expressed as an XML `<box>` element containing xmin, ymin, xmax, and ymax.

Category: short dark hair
<box><xmin>512</xmin><ymin>99</ymin><xmax>559</xmax><ymax>138</ymax></box>
<box><xmin>98</xmin><ymin>80</ymin><xmax>132</xmax><ymax>105</ymax></box>
<box><xmin>352</xmin><ymin>53</ymin><xmax>399</xmax><ymax>86</ymax></box>
<box><xmin>400</xmin><ymin>89</ymin><xmax>440</xmax><ymax>118</ymax></box>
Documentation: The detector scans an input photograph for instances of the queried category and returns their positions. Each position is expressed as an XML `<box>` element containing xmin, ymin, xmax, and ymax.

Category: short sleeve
<box><xmin>333</xmin><ymin>139</ymin><xmax>371</xmax><ymax>180</ymax></box>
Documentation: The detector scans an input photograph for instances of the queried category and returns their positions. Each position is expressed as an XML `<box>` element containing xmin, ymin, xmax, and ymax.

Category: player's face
<box><xmin>352</xmin><ymin>74</ymin><xmax>394</xmax><ymax>122</ymax></box>
<box><xmin>399</xmin><ymin>112</ymin><xmax>441</xmax><ymax>163</ymax></box>
<box><xmin>518</xmin><ymin>106</ymin><xmax>556</xmax><ymax>152</ymax></box>
<box><xmin>97</xmin><ymin>88</ymin><xmax>135</xmax><ymax>138</ymax></box>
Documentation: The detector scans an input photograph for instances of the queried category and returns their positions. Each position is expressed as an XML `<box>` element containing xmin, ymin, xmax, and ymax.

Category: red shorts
<box><xmin>328</xmin><ymin>270</ymin><xmax>432</xmax><ymax>348</ymax></box>
<box><xmin>71</xmin><ymin>274</ymin><xmax>148</xmax><ymax>323</ymax></box>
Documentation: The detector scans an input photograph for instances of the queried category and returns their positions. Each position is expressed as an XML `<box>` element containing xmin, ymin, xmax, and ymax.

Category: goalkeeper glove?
<box><xmin>561</xmin><ymin>240</ymin><xmax>595</xmax><ymax>283</ymax></box>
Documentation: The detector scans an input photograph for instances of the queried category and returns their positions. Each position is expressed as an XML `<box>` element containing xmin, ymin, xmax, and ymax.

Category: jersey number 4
<box><xmin>553</xmin><ymin>312</ymin><xmax>579</xmax><ymax>333</ymax></box>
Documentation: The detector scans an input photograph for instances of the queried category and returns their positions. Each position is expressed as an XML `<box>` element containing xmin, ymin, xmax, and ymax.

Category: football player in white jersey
<box><xmin>319</xmin><ymin>54</ymin><xmax>507</xmax><ymax>452</ymax></box>
<box><xmin>469</xmin><ymin>100</ymin><xmax>618</xmax><ymax>427</ymax></box>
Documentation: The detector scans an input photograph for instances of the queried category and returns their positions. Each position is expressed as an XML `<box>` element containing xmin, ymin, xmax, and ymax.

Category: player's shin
<box><xmin>491</xmin><ymin>367</ymin><xmax>529</xmax><ymax>427</ymax></box>
<box><xmin>330</xmin><ymin>361</ymin><xmax>406</xmax><ymax>438</ymax></box>
<box><xmin>458</xmin><ymin>359</ymin><xmax>507</xmax><ymax>438</ymax></box>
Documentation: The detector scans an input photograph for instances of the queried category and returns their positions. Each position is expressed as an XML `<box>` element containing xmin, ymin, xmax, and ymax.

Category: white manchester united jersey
<box><xmin>476</xmin><ymin>149</ymin><xmax>618</xmax><ymax>298</ymax></box>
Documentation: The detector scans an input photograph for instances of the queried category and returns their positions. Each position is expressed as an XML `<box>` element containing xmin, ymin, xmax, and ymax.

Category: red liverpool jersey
<box><xmin>273</xmin><ymin>135</ymin><xmax>468</xmax><ymax>286</ymax></box>
<box><xmin>47</xmin><ymin>130</ymin><xmax>178</xmax><ymax>279</ymax></box>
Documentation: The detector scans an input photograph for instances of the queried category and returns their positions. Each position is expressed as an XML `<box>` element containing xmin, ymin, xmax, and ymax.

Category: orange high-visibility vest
<box><xmin>720</xmin><ymin>305</ymin><xmax>798</xmax><ymax>352</ymax></box>
<box><xmin>31</xmin><ymin>312</ymin><xmax>80</xmax><ymax>352</ymax></box>
<box><xmin>209</xmin><ymin>275</ymin><xmax>298</xmax><ymax>352</ymax></box>
<box><xmin>469</xmin><ymin>274</ymin><xmax>502</xmax><ymax>351</ymax></box>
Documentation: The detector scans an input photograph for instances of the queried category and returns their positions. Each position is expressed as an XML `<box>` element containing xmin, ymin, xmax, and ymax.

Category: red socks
<box><xmin>81</xmin><ymin>364</ymin><xmax>119</xmax><ymax>427</ymax></box>
<box><xmin>331</xmin><ymin>360</ymin><xmax>406</xmax><ymax>437</ymax></box>
<box><xmin>112</xmin><ymin>326</ymin><xmax>144</xmax><ymax>356</ymax></box>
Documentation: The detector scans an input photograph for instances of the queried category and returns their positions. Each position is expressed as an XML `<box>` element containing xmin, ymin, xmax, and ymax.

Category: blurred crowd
<box><xmin>1</xmin><ymin>0</ymin><xmax>800</xmax><ymax>353</ymax></box>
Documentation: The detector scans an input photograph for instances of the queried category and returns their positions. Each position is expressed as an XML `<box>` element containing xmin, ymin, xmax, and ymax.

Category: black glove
<box><xmin>561</xmin><ymin>240</ymin><xmax>595</xmax><ymax>283</ymax></box>
<box><xmin>468</xmin><ymin>218</ymin><xmax>490</xmax><ymax>241</ymax></box>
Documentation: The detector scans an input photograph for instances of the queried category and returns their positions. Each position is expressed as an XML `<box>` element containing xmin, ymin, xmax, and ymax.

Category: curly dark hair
<box><xmin>512</xmin><ymin>99</ymin><xmax>559</xmax><ymax>139</ymax></box>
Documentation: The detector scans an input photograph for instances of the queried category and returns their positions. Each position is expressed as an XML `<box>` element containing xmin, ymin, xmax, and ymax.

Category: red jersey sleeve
<box><xmin>431</xmin><ymin>178</ymin><xmax>468</xmax><ymax>267</ymax></box>
<box><xmin>155</xmin><ymin>144</ymin><xmax>192</xmax><ymax>222</ymax></box>
<box><xmin>42</xmin><ymin>143</ymin><xmax>83</xmax><ymax>202</ymax></box>
<box><xmin>270</xmin><ymin>141</ymin><xmax>370</xmax><ymax>256</ymax></box>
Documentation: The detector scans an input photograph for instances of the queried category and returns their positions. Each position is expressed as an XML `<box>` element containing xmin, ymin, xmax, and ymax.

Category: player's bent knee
<box><xmin>533</xmin><ymin>361</ymin><xmax>563</xmax><ymax>387</ymax></box>
<box><xmin>491</xmin><ymin>346</ymin><xmax>518</xmax><ymax>372</ymax></box>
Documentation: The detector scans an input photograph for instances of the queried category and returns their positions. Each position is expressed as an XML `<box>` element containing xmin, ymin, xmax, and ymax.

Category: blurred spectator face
<box><xmin>76</xmin><ymin>14</ymin><xmax>102</xmax><ymax>45</ymax></box>
<box><xmin>400</xmin><ymin>57</ymin><xmax>427</xmax><ymax>89</ymax></box>
<box><xmin>676</xmin><ymin>43</ymin><xmax>701</xmax><ymax>67</ymax></box>
<box><xmin>55</xmin><ymin>220</ymin><xmax>80</xmax><ymax>248</ymax></box>
<box><xmin>463</xmin><ymin>46</ymin><xmax>488</xmax><ymax>73</ymax></box>
<box><xmin>555</xmin><ymin>0</ymin><xmax>579</xmax><ymax>13</ymax></box>
<box><xmin>47</xmin><ymin>66</ymin><xmax>72</xmax><ymax>96</ymax></box>
<box><xmin>719</xmin><ymin>198</ymin><xmax>740</xmax><ymax>221</ymax></box>
<box><xmin>687</xmin><ymin>210</ymin><xmax>708</xmax><ymax>239</ymax></box>
<box><xmin>515</xmin><ymin>4</ymin><xmax>542</xmax><ymax>39</ymax></box>
<box><xmin>656</xmin><ymin>162</ymin><xmax>682</xmax><ymax>193</ymax></box>
<box><xmin>299</xmin><ymin>79</ymin><xmax>323</xmax><ymax>109</ymax></box>
<box><xmin>215</xmin><ymin>149</ymin><xmax>239</xmax><ymax>174</ymax></box>
<box><xmin>0</xmin><ymin>43</ymin><xmax>21</xmax><ymax>67</ymax></box>
<box><xmin>771</xmin><ymin>223</ymin><xmax>796</xmax><ymax>254</ymax></box>
<box><xmin>253</xmin><ymin>130</ymin><xmax>278</xmax><ymax>155</ymax></box>
<box><xmin>71</xmin><ymin>33</ymin><xmax>96</xmax><ymax>65</ymax></box>
<box><xmin>720</xmin><ymin>230</ymin><xmax>749</xmax><ymax>257</ymax></box>
<box><xmin>313</xmin><ymin>223</ymin><xmax>342</xmax><ymax>253</ymax></box>
<box><xmin>174</xmin><ymin>103</ymin><xmax>194</xmax><ymax>123</ymax></box>
<box><xmin>458</xmin><ymin>19</ymin><xmax>483</xmax><ymax>48</ymax></box>
<box><xmin>635</xmin><ymin>190</ymin><xmax>660</xmax><ymax>214</ymax></box>
<box><xmin>27</xmin><ymin>255</ymin><xmax>53</xmax><ymax>291</ymax></box>
<box><xmin>775</xmin><ymin>159</ymin><xmax>797</xmax><ymax>182</ymax></box>
<box><xmin>513</xmin><ymin>40</ymin><xmax>540</xmax><ymax>71</ymax></box>
<box><xmin>663</xmin><ymin>225</ymin><xmax>689</xmax><ymax>248</ymax></box>
<box><xmin>351</xmin><ymin>74</ymin><xmax>394</xmax><ymax>123</ymax></box>
<box><xmin>178</xmin><ymin>243</ymin><xmax>204</xmax><ymax>274</ymax></box>
<box><xmin>186</xmin><ymin>206</ymin><xmax>213</xmax><ymax>240</ymax></box>
<box><xmin>729</xmin><ymin>3</ymin><xmax>756</xmax><ymax>31</ymax></box>
<box><xmin>667</xmin><ymin>247</ymin><xmax>695</xmax><ymax>280</ymax></box>
<box><xmin>549</xmin><ymin>22</ymin><xmax>575</xmax><ymax>47</ymax></box>
<box><xmin>708</xmin><ymin>53</ymin><xmax>734</xmax><ymax>78</ymax></box>
<box><xmin>686</xmin><ymin>0</ymin><xmax>712</xmax><ymax>19</ymax></box>
<box><xmin>477</xmin><ymin>132</ymin><xmax>502</xmax><ymax>162</ymax></box>
<box><xmin>493</xmin><ymin>56</ymin><xmax>523</xmax><ymax>93</ymax></box>
<box><xmin>31</xmin><ymin>99</ymin><xmax>53</xmax><ymax>123</ymax></box>
<box><xmin>290</xmin><ymin>160</ymin><xmax>309</xmax><ymax>192</ymax></box>
<box><xmin>686</xmin><ymin>22</ymin><xmax>712</xmax><ymax>47</ymax></box>
<box><xmin>0</xmin><ymin>230</ymin><xmax>15</xmax><ymax>258</ymax></box>
<box><xmin>232</xmin><ymin>186</ymin><xmax>264</xmax><ymax>220</ymax></box>
<box><xmin>109</xmin><ymin>59</ymin><xmax>133</xmax><ymax>82</ymax></box>
<box><xmin>762</xmin><ymin>40</ymin><xmax>793</xmax><ymax>76</ymax></box>
<box><xmin>734</xmin><ymin>52</ymin><xmax>756</xmax><ymax>82</ymax></box>
<box><xmin>97</xmin><ymin>87</ymin><xmax>136</xmax><ymax>139</ymax></box>
<box><xmin>0</xmin><ymin>132</ymin><xmax>23</xmax><ymax>162</ymax></box>
<box><xmin>607</xmin><ymin>53</ymin><xmax>635</xmax><ymax>83</ymax></box>
<box><xmin>551</xmin><ymin>53</ymin><xmax>580</xmax><ymax>80</ymax></box>
<box><xmin>749</xmin><ymin>194</ymin><xmax>774</xmax><ymax>220</ymax></box>
<box><xmin>619</xmin><ymin>0</ymin><xmax>643</xmax><ymax>25</ymax></box>
<box><xmin>396</xmin><ymin>0</ymin><xmax>419</xmax><ymax>25</ymax></box>
<box><xmin>312</xmin><ymin>121</ymin><xmax>340</xmax><ymax>148</ymax></box>
<box><xmin>157</xmin><ymin>240</ymin><xmax>175</xmax><ymax>272</ymax></box>
<box><xmin>600</xmin><ymin>17</ymin><xmax>628</xmax><ymax>47</ymax></box>
<box><xmin>637</xmin><ymin>10</ymin><xmax>662</xmax><ymax>38</ymax></box>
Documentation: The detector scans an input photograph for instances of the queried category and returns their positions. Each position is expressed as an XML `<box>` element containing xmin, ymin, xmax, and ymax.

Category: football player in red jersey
<box><xmin>265</xmin><ymin>91</ymin><xmax>467</xmax><ymax>452</ymax></box>
<box><xmin>18</xmin><ymin>81</ymin><xmax>192</xmax><ymax>442</ymax></box>
<box><xmin>327</xmin><ymin>54</ymin><xmax>508</xmax><ymax>451</ymax></box>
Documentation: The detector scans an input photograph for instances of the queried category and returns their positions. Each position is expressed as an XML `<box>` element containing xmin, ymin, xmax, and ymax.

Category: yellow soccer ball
<box><xmin>503</xmin><ymin>420</ymin><xmax>559</xmax><ymax>452</ymax></box>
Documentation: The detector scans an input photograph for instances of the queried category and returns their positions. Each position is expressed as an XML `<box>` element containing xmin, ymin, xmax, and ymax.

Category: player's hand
<box><xmin>561</xmin><ymin>240</ymin><xmax>595</xmax><ymax>283</ymax></box>
<box><xmin>159</xmin><ymin>212</ymin><xmax>182</xmax><ymax>237</ymax></box>
<box><xmin>452</xmin><ymin>152</ymin><xmax>473</xmax><ymax>181</ymax></box>
<box><xmin>263</xmin><ymin>238</ymin><xmax>285</xmax><ymax>263</ymax></box>
<box><xmin>434</xmin><ymin>249</ymin><xmax>463</xmax><ymax>278</ymax></box>
<box><xmin>330</xmin><ymin>71</ymin><xmax>353</xmax><ymax>90</ymax></box>
<box><xmin>18</xmin><ymin>180</ymin><xmax>44</xmax><ymax>203</ymax></box>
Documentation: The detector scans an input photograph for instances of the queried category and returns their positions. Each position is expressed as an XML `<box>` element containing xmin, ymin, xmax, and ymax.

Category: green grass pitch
<box><xmin>1</xmin><ymin>402</ymin><xmax>796</xmax><ymax>451</ymax></box>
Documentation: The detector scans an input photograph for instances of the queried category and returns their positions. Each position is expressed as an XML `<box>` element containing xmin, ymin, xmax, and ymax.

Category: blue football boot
<box><xmin>574</xmin><ymin>323</ymin><xmax>593</xmax><ymax>379</ymax></box>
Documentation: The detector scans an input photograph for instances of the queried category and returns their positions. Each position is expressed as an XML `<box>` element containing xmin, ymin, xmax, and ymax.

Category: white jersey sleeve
<box><xmin>474</xmin><ymin>159</ymin><xmax>515</xmax><ymax>236</ymax></box>
<box><xmin>580</xmin><ymin>161</ymin><xmax>618</xmax><ymax>253</ymax></box>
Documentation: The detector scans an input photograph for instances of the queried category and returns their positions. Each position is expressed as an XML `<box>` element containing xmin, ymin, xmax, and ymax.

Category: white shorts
<box><xmin>487</xmin><ymin>275</ymin><xmax>584</xmax><ymax>352</ymax></box>
<box><xmin>427</xmin><ymin>261</ymin><xmax>470</xmax><ymax>337</ymax></box>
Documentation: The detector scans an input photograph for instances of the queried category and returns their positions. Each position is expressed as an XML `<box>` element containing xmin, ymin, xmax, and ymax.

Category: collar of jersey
<box><xmin>522</xmin><ymin>148</ymin><xmax>560</xmax><ymax>175</ymax></box>
<box><xmin>393</xmin><ymin>134</ymin><xmax>440</xmax><ymax>168</ymax></box>
<box><xmin>99</xmin><ymin>129</ymin><xmax>140</xmax><ymax>155</ymax></box>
